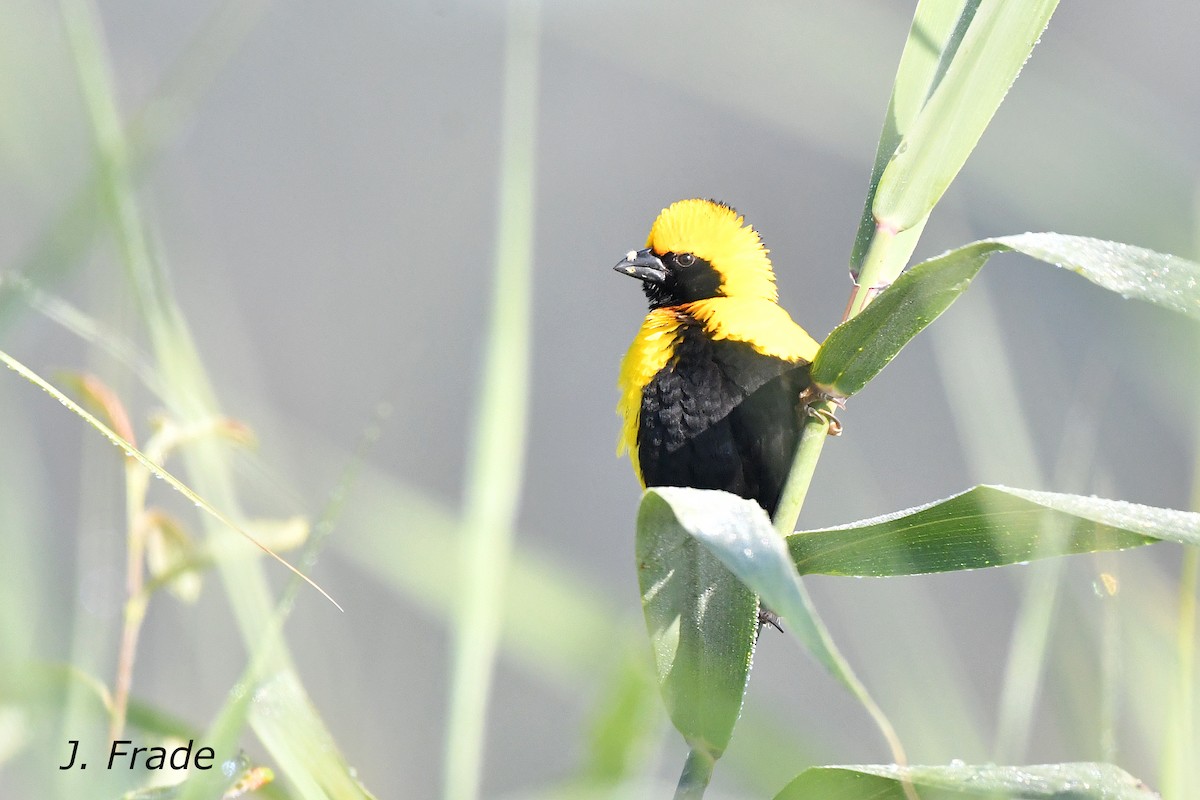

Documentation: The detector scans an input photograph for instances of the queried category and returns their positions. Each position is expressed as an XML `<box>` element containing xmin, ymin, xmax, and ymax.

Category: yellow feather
<box><xmin>683</xmin><ymin>297</ymin><xmax>819</xmax><ymax>363</ymax></box>
<box><xmin>616</xmin><ymin>308</ymin><xmax>683</xmax><ymax>486</ymax></box>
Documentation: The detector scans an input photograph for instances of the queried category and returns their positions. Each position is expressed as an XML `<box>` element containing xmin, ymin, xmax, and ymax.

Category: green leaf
<box><xmin>872</xmin><ymin>0</ymin><xmax>1060</xmax><ymax>233</ymax></box>
<box><xmin>813</xmin><ymin>234</ymin><xmax>1200</xmax><ymax>397</ymax></box>
<box><xmin>851</xmin><ymin>0</ymin><xmax>1059</xmax><ymax>293</ymax></box>
<box><xmin>992</xmin><ymin>232</ymin><xmax>1200</xmax><ymax>320</ymax></box>
<box><xmin>814</xmin><ymin>245</ymin><xmax>988</xmax><ymax>396</ymax></box>
<box><xmin>788</xmin><ymin>485</ymin><xmax>1200</xmax><ymax>578</ymax></box>
<box><xmin>644</xmin><ymin>488</ymin><xmax>847</xmax><ymax>690</ymax></box>
<box><xmin>636</xmin><ymin>489</ymin><xmax>759</xmax><ymax>761</ymax></box>
<box><xmin>849</xmin><ymin>0</ymin><xmax>977</xmax><ymax>281</ymax></box>
<box><xmin>639</xmin><ymin>488</ymin><xmax>908</xmax><ymax>769</ymax></box>
<box><xmin>774</xmin><ymin>763</ymin><xmax>1158</xmax><ymax>800</ymax></box>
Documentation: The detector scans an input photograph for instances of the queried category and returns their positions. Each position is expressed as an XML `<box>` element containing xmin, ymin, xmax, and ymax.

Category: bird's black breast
<box><xmin>637</xmin><ymin>324</ymin><xmax>810</xmax><ymax>517</ymax></box>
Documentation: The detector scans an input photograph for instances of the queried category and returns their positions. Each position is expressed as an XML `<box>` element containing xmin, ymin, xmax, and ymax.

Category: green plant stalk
<box><xmin>1161</xmin><ymin>177</ymin><xmax>1200</xmax><ymax>800</ymax></box>
<box><xmin>110</xmin><ymin>589</ymin><xmax>149</xmax><ymax>742</ymax></box>
<box><xmin>927</xmin><ymin>290</ymin><xmax>1055</xmax><ymax>764</ymax></box>
<box><xmin>776</xmin><ymin>218</ymin><xmax>903</xmax><ymax>532</ymax></box>
<box><xmin>845</xmin><ymin>225</ymin><xmax>899</xmax><ymax>320</ymax></box>
<box><xmin>772</xmin><ymin>405</ymin><xmax>834</xmax><ymax>537</ymax></box>
<box><xmin>109</xmin><ymin>457</ymin><xmax>154</xmax><ymax>743</ymax></box>
<box><xmin>1164</xmin><ymin>548</ymin><xmax>1198</xmax><ymax>799</ymax></box>
<box><xmin>1161</xmin><ymin>444</ymin><xmax>1200</xmax><ymax>798</ymax></box>
<box><xmin>992</xmin><ymin>559</ymin><xmax>1062</xmax><ymax>762</ymax></box>
<box><xmin>179</xmin><ymin>413</ymin><xmax>386</xmax><ymax>800</ymax></box>
<box><xmin>848</xmin><ymin>0</ymin><xmax>969</xmax><ymax>284</ymax></box>
<box><xmin>0</xmin><ymin>0</ymin><xmax>271</xmax><ymax>333</ymax></box>
<box><xmin>60</xmin><ymin>1</ymin><xmax>366</xmax><ymax>795</ymax></box>
<box><xmin>674</xmin><ymin>748</ymin><xmax>716</xmax><ymax>800</ymax></box>
<box><xmin>770</xmin><ymin>234</ymin><xmax>918</xmax><ymax>800</ymax></box>
<box><xmin>441</xmin><ymin>2</ymin><xmax>539</xmax><ymax>799</ymax></box>
<box><xmin>110</xmin><ymin>414</ymin><xmax>231</xmax><ymax>743</ymax></box>
<box><xmin>1097</xmin><ymin>556</ymin><xmax>1120</xmax><ymax>763</ymax></box>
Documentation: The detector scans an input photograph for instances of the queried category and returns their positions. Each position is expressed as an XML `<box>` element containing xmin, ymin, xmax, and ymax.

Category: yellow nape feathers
<box><xmin>647</xmin><ymin>199</ymin><xmax>778</xmax><ymax>301</ymax></box>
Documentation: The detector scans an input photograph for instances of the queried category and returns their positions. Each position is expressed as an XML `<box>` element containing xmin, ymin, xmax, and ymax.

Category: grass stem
<box><xmin>441</xmin><ymin>2</ymin><xmax>540</xmax><ymax>798</ymax></box>
<box><xmin>673</xmin><ymin>748</ymin><xmax>715</xmax><ymax>800</ymax></box>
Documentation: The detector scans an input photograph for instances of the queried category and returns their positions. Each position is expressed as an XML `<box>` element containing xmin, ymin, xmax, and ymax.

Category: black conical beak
<box><xmin>613</xmin><ymin>248</ymin><xmax>667</xmax><ymax>284</ymax></box>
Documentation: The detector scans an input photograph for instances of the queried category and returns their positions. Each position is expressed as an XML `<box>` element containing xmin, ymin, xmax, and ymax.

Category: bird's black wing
<box><xmin>637</xmin><ymin>327</ymin><xmax>810</xmax><ymax>516</ymax></box>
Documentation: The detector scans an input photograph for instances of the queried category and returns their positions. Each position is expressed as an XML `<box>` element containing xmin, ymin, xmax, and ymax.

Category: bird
<box><xmin>614</xmin><ymin>198</ymin><xmax>821</xmax><ymax>519</ymax></box>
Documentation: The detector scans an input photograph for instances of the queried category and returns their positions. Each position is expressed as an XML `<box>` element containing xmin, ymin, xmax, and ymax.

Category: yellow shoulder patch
<box><xmin>616</xmin><ymin>308</ymin><xmax>684</xmax><ymax>486</ymax></box>
<box><xmin>684</xmin><ymin>297</ymin><xmax>819</xmax><ymax>363</ymax></box>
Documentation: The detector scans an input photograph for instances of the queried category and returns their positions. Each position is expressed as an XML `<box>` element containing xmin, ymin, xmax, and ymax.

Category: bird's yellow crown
<box><xmin>646</xmin><ymin>199</ymin><xmax>778</xmax><ymax>301</ymax></box>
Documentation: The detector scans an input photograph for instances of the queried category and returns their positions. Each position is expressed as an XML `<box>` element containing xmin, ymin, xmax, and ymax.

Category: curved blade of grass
<box><xmin>788</xmin><ymin>485</ymin><xmax>1200</xmax><ymax>578</ymax></box>
<box><xmin>179</xmin><ymin>413</ymin><xmax>385</xmax><ymax>800</ymax></box>
<box><xmin>640</xmin><ymin>488</ymin><xmax>909</xmax><ymax>773</ymax></box>
<box><xmin>872</xmin><ymin>0</ymin><xmax>1059</xmax><ymax>233</ymax></box>
<box><xmin>774</xmin><ymin>763</ymin><xmax>1158</xmax><ymax>800</ymax></box>
<box><xmin>814</xmin><ymin>234</ymin><xmax>1200</xmax><ymax>397</ymax></box>
<box><xmin>0</xmin><ymin>347</ymin><xmax>338</xmax><ymax>610</ymax></box>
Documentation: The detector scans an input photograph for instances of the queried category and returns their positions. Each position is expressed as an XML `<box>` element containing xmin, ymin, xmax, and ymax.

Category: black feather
<box><xmin>636</xmin><ymin>324</ymin><xmax>809</xmax><ymax>516</ymax></box>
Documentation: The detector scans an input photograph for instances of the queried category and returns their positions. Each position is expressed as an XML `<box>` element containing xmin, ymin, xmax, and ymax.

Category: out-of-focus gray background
<box><xmin>2</xmin><ymin>1</ymin><xmax>1199</xmax><ymax>797</ymax></box>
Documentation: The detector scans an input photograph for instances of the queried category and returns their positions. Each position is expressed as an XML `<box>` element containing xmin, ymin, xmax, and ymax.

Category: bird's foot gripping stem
<box><xmin>798</xmin><ymin>385</ymin><xmax>845</xmax><ymax>436</ymax></box>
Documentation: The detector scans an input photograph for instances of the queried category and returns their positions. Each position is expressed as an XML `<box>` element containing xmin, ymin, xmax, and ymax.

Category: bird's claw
<box><xmin>798</xmin><ymin>386</ymin><xmax>845</xmax><ymax>436</ymax></box>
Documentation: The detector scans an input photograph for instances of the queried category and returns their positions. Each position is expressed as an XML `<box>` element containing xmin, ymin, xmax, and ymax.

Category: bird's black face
<box><xmin>613</xmin><ymin>248</ymin><xmax>723</xmax><ymax>309</ymax></box>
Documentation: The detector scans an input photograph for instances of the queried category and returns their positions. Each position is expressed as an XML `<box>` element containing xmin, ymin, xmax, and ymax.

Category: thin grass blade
<box><xmin>441</xmin><ymin>2</ymin><xmax>540</xmax><ymax>798</ymax></box>
<box><xmin>60</xmin><ymin>0</ymin><xmax>366</xmax><ymax>793</ymax></box>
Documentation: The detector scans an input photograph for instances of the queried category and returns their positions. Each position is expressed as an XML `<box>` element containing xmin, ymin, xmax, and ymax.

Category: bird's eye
<box><xmin>675</xmin><ymin>253</ymin><xmax>696</xmax><ymax>267</ymax></box>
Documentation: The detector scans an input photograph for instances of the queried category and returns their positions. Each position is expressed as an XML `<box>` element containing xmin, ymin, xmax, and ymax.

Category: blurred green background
<box><xmin>1</xmin><ymin>1</ymin><xmax>1198</xmax><ymax>797</ymax></box>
